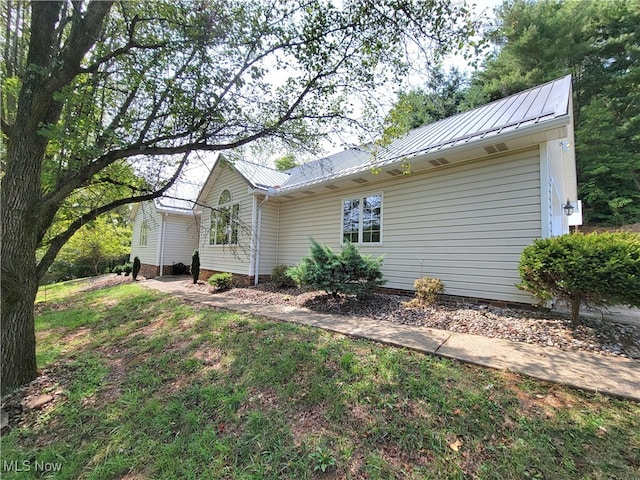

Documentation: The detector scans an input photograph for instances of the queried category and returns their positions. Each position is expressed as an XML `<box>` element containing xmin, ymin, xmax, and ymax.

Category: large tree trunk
<box><xmin>0</xmin><ymin>267</ymin><xmax>39</xmax><ymax>395</ymax></box>
<box><xmin>1</xmin><ymin>136</ymin><xmax>46</xmax><ymax>394</ymax></box>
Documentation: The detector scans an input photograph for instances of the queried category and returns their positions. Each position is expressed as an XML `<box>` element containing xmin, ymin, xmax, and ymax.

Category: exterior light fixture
<box><xmin>563</xmin><ymin>200</ymin><xmax>574</xmax><ymax>216</ymax></box>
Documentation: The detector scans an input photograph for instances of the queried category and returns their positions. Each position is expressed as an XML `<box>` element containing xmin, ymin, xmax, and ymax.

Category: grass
<box><xmin>2</xmin><ymin>280</ymin><xmax>639</xmax><ymax>479</ymax></box>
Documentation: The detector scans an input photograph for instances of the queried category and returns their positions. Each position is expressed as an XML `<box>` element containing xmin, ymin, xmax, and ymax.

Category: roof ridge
<box><xmin>235</xmin><ymin>158</ymin><xmax>285</xmax><ymax>174</ymax></box>
<box><xmin>407</xmin><ymin>74</ymin><xmax>572</xmax><ymax>136</ymax></box>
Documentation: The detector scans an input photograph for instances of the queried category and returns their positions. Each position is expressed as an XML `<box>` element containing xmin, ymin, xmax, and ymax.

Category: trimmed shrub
<box><xmin>271</xmin><ymin>264</ymin><xmax>297</xmax><ymax>288</ymax></box>
<box><xmin>191</xmin><ymin>250</ymin><xmax>200</xmax><ymax>284</ymax></box>
<box><xmin>518</xmin><ymin>232</ymin><xmax>640</xmax><ymax>326</ymax></box>
<box><xmin>407</xmin><ymin>276</ymin><xmax>445</xmax><ymax>306</ymax></box>
<box><xmin>208</xmin><ymin>272</ymin><xmax>233</xmax><ymax>291</ymax></box>
<box><xmin>173</xmin><ymin>262</ymin><xmax>188</xmax><ymax>275</ymax></box>
<box><xmin>287</xmin><ymin>239</ymin><xmax>386</xmax><ymax>298</ymax></box>
<box><xmin>132</xmin><ymin>256</ymin><xmax>141</xmax><ymax>281</ymax></box>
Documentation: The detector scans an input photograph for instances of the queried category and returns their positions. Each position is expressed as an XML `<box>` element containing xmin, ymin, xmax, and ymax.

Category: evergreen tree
<box><xmin>464</xmin><ymin>0</ymin><xmax>640</xmax><ymax>225</ymax></box>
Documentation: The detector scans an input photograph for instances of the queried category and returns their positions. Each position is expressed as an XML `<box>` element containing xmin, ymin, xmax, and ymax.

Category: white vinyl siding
<box><xmin>544</xmin><ymin>140</ymin><xmax>572</xmax><ymax>236</ymax></box>
<box><xmin>276</xmin><ymin>149</ymin><xmax>541</xmax><ymax>304</ymax></box>
<box><xmin>199</xmin><ymin>164</ymin><xmax>254</xmax><ymax>274</ymax></box>
<box><xmin>161</xmin><ymin>214</ymin><xmax>200</xmax><ymax>266</ymax></box>
<box><xmin>130</xmin><ymin>202</ymin><xmax>161</xmax><ymax>265</ymax></box>
<box><xmin>257</xmin><ymin>199</ymin><xmax>280</xmax><ymax>275</ymax></box>
<box><xmin>130</xmin><ymin>201</ymin><xmax>199</xmax><ymax>268</ymax></box>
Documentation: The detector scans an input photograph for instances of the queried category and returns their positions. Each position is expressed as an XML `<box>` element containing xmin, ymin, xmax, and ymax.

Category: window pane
<box><xmin>140</xmin><ymin>222</ymin><xmax>147</xmax><ymax>246</ymax></box>
<box><xmin>362</xmin><ymin>195</ymin><xmax>381</xmax><ymax>243</ymax></box>
<box><xmin>209</xmin><ymin>212</ymin><xmax>218</xmax><ymax>244</ymax></box>
<box><xmin>230</xmin><ymin>204</ymin><xmax>239</xmax><ymax>244</ymax></box>
<box><xmin>215</xmin><ymin>207</ymin><xmax>230</xmax><ymax>244</ymax></box>
<box><xmin>219</xmin><ymin>189</ymin><xmax>231</xmax><ymax>204</ymax></box>
<box><xmin>343</xmin><ymin>199</ymin><xmax>359</xmax><ymax>243</ymax></box>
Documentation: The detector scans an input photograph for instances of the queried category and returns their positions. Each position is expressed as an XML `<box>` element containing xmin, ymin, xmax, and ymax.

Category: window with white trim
<box><xmin>139</xmin><ymin>221</ymin><xmax>148</xmax><ymax>246</ymax></box>
<box><xmin>342</xmin><ymin>194</ymin><xmax>382</xmax><ymax>244</ymax></box>
<box><xmin>210</xmin><ymin>190</ymin><xmax>239</xmax><ymax>245</ymax></box>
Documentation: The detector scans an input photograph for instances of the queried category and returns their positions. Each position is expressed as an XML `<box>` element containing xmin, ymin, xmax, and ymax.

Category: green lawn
<box><xmin>2</xmin><ymin>281</ymin><xmax>639</xmax><ymax>479</ymax></box>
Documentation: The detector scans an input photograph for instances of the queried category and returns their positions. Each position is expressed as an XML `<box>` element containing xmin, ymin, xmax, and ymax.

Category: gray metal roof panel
<box><xmin>277</xmin><ymin>75</ymin><xmax>571</xmax><ymax>193</ymax></box>
<box><xmin>233</xmin><ymin>160</ymin><xmax>290</xmax><ymax>188</ymax></box>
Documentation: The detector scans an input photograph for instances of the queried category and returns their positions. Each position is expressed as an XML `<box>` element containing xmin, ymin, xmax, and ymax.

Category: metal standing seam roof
<box><xmin>154</xmin><ymin>75</ymin><xmax>572</xmax><ymax>201</ymax></box>
<box><xmin>274</xmin><ymin>74</ymin><xmax>572</xmax><ymax>192</ymax></box>
<box><xmin>232</xmin><ymin>160</ymin><xmax>290</xmax><ymax>189</ymax></box>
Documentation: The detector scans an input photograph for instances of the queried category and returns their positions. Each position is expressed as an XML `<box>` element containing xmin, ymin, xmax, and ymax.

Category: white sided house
<box><xmin>130</xmin><ymin>198</ymin><xmax>200</xmax><ymax>278</ymax></box>
<box><xmin>136</xmin><ymin>75</ymin><xmax>582</xmax><ymax>305</ymax></box>
<box><xmin>130</xmin><ymin>154</ymin><xmax>214</xmax><ymax>277</ymax></box>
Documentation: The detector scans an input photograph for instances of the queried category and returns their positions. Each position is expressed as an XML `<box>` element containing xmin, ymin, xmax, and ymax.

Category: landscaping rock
<box><xmin>25</xmin><ymin>394</ymin><xmax>54</xmax><ymax>410</ymax></box>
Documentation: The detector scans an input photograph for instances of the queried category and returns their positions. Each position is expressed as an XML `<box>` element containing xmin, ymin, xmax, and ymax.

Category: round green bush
<box><xmin>518</xmin><ymin>232</ymin><xmax>640</xmax><ymax>326</ymax></box>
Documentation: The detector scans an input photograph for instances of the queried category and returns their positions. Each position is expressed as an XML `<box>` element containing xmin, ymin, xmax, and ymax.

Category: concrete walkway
<box><xmin>142</xmin><ymin>278</ymin><xmax>640</xmax><ymax>402</ymax></box>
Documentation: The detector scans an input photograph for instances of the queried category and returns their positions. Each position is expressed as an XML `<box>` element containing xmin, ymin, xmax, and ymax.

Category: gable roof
<box><xmin>277</xmin><ymin>75</ymin><xmax>572</xmax><ymax>192</ymax></box>
<box><xmin>233</xmin><ymin>159</ymin><xmax>290</xmax><ymax>189</ymax></box>
<box><xmin>194</xmin><ymin>75</ymin><xmax>574</xmax><ymax>200</ymax></box>
<box><xmin>131</xmin><ymin>152</ymin><xmax>217</xmax><ymax>218</ymax></box>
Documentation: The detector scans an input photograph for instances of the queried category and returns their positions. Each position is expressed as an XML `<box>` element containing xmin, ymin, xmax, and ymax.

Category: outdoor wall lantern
<box><xmin>563</xmin><ymin>200</ymin><xmax>575</xmax><ymax>216</ymax></box>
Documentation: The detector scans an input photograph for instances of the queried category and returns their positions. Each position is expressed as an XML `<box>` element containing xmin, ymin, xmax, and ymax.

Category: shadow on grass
<box><xmin>2</xmin><ymin>283</ymin><xmax>639</xmax><ymax>480</ymax></box>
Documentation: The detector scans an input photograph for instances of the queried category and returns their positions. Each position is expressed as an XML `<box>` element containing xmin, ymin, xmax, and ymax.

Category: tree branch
<box><xmin>36</xmin><ymin>151</ymin><xmax>191</xmax><ymax>279</ymax></box>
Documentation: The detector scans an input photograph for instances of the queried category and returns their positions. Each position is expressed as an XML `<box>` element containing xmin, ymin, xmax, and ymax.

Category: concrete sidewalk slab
<box><xmin>436</xmin><ymin>332</ymin><xmax>640</xmax><ymax>400</ymax></box>
<box><xmin>142</xmin><ymin>278</ymin><xmax>640</xmax><ymax>402</ymax></box>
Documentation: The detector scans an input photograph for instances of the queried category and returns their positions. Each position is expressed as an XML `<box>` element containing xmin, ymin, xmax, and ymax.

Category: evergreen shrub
<box><xmin>191</xmin><ymin>250</ymin><xmax>200</xmax><ymax>284</ymax></box>
<box><xmin>287</xmin><ymin>239</ymin><xmax>385</xmax><ymax>298</ymax></box>
<box><xmin>173</xmin><ymin>262</ymin><xmax>188</xmax><ymax>275</ymax></box>
<box><xmin>517</xmin><ymin>232</ymin><xmax>640</xmax><ymax>326</ymax></box>
<box><xmin>407</xmin><ymin>276</ymin><xmax>445</xmax><ymax>306</ymax></box>
<box><xmin>271</xmin><ymin>264</ymin><xmax>297</xmax><ymax>288</ymax></box>
<box><xmin>132</xmin><ymin>256</ymin><xmax>141</xmax><ymax>281</ymax></box>
<box><xmin>208</xmin><ymin>272</ymin><xmax>233</xmax><ymax>291</ymax></box>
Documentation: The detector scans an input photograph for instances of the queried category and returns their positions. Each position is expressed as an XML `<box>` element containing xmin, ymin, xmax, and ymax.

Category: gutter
<box><xmin>276</xmin><ymin>115</ymin><xmax>571</xmax><ymax>196</ymax></box>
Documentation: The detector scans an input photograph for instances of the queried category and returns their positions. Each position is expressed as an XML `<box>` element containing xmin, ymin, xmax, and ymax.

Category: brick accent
<box><xmin>199</xmin><ymin>269</ymin><xmax>253</xmax><ymax>287</ymax></box>
<box><xmin>139</xmin><ymin>263</ymin><xmax>159</xmax><ymax>279</ymax></box>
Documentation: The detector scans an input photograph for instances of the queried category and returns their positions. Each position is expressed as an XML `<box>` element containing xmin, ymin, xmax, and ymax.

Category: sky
<box><xmin>248</xmin><ymin>0</ymin><xmax>505</xmax><ymax>166</ymax></box>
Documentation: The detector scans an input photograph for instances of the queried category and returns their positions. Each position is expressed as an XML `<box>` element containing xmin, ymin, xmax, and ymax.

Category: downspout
<box><xmin>249</xmin><ymin>196</ymin><xmax>258</xmax><ymax>280</ymax></box>
<box><xmin>275</xmin><ymin>202</ymin><xmax>280</xmax><ymax>265</ymax></box>
<box><xmin>159</xmin><ymin>213</ymin><xmax>167</xmax><ymax>276</ymax></box>
<box><xmin>255</xmin><ymin>195</ymin><xmax>269</xmax><ymax>285</ymax></box>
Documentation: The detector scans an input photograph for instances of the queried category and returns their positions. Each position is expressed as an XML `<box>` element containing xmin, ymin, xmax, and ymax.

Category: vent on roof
<box><xmin>429</xmin><ymin>158</ymin><xmax>449</xmax><ymax>167</ymax></box>
<box><xmin>283</xmin><ymin>195</ymin><xmax>296</xmax><ymax>199</ymax></box>
<box><xmin>386</xmin><ymin>168</ymin><xmax>404</xmax><ymax>176</ymax></box>
<box><xmin>352</xmin><ymin>178</ymin><xmax>368</xmax><ymax>184</ymax></box>
<box><xmin>484</xmin><ymin>143</ymin><xmax>509</xmax><ymax>154</ymax></box>
<box><xmin>302</xmin><ymin>190</ymin><xmax>315</xmax><ymax>195</ymax></box>
<box><xmin>325</xmin><ymin>184</ymin><xmax>339</xmax><ymax>190</ymax></box>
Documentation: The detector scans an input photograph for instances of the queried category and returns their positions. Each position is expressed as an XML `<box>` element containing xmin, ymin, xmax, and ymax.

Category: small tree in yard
<box><xmin>288</xmin><ymin>239</ymin><xmax>385</xmax><ymax>298</ymax></box>
<box><xmin>191</xmin><ymin>250</ymin><xmax>200</xmax><ymax>285</ymax></box>
<box><xmin>517</xmin><ymin>232</ymin><xmax>640</xmax><ymax>327</ymax></box>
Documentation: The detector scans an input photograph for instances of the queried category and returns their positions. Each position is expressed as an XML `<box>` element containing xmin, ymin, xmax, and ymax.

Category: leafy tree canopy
<box><xmin>465</xmin><ymin>0</ymin><xmax>640</xmax><ymax>225</ymax></box>
<box><xmin>382</xmin><ymin>67</ymin><xmax>469</xmax><ymax>137</ymax></box>
<box><xmin>274</xmin><ymin>153</ymin><xmax>299</xmax><ymax>172</ymax></box>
